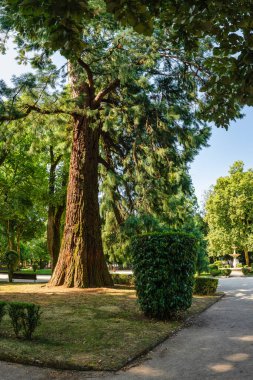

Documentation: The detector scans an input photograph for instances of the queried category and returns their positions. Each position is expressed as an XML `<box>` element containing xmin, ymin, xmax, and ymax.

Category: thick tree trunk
<box><xmin>244</xmin><ymin>248</ymin><xmax>250</xmax><ymax>267</ymax></box>
<box><xmin>49</xmin><ymin>116</ymin><xmax>113</xmax><ymax>287</ymax></box>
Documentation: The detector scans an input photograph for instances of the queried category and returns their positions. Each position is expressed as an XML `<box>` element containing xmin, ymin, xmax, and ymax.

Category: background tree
<box><xmin>205</xmin><ymin>161</ymin><xmax>253</xmax><ymax>266</ymax></box>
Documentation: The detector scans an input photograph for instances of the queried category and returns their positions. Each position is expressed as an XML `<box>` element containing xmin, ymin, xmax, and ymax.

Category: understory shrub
<box><xmin>209</xmin><ymin>263</ymin><xmax>218</xmax><ymax>271</ymax></box>
<box><xmin>242</xmin><ymin>266</ymin><xmax>250</xmax><ymax>275</ymax></box>
<box><xmin>221</xmin><ymin>268</ymin><xmax>231</xmax><ymax>277</ymax></box>
<box><xmin>236</xmin><ymin>263</ymin><xmax>242</xmax><ymax>268</ymax></box>
<box><xmin>111</xmin><ymin>274</ymin><xmax>135</xmax><ymax>286</ymax></box>
<box><xmin>194</xmin><ymin>277</ymin><xmax>218</xmax><ymax>295</ymax></box>
<box><xmin>210</xmin><ymin>269</ymin><xmax>222</xmax><ymax>277</ymax></box>
<box><xmin>214</xmin><ymin>260</ymin><xmax>223</xmax><ymax>267</ymax></box>
<box><xmin>8</xmin><ymin>302</ymin><xmax>41</xmax><ymax>339</ymax></box>
<box><xmin>0</xmin><ymin>301</ymin><xmax>7</xmax><ymax>325</ymax></box>
<box><xmin>131</xmin><ymin>232</ymin><xmax>197</xmax><ymax>320</ymax></box>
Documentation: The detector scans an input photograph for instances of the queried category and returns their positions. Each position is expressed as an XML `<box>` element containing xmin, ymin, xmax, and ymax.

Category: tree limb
<box><xmin>94</xmin><ymin>79</ymin><xmax>120</xmax><ymax>106</ymax></box>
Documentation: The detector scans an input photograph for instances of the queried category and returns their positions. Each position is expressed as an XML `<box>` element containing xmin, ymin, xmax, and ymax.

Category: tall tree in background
<box><xmin>0</xmin><ymin>1</ymin><xmax>252</xmax><ymax>286</ymax></box>
<box><xmin>205</xmin><ymin>161</ymin><xmax>253</xmax><ymax>266</ymax></box>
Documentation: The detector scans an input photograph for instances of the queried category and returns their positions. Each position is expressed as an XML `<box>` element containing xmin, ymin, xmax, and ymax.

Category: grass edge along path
<box><xmin>0</xmin><ymin>283</ymin><xmax>223</xmax><ymax>372</ymax></box>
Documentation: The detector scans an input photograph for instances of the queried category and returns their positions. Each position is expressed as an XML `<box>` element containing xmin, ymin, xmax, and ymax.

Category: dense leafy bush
<box><xmin>111</xmin><ymin>274</ymin><xmax>135</xmax><ymax>286</ymax></box>
<box><xmin>242</xmin><ymin>266</ymin><xmax>250</xmax><ymax>275</ymax></box>
<box><xmin>209</xmin><ymin>263</ymin><xmax>218</xmax><ymax>271</ymax></box>
<box><xmin>214</xmin><ymin>260</ymin><xmax>223</xmax><ymax>267</ymax></box>
<box><xmin>221</xmin><ymin>268</ymin><xmax>231</xmax><ymax>276</ymax></box>
<box><xmin>0</xmin><ymin>301</ymin><xmax>7</xmax><ymax>325</ymax></box>
<box><xmin>210</xmin><ymin>269</ymin><xmax>222</xmax><ymax>276</ymax></box>
<box><xmin>131</xmin><ymin>232</ymin><xmax>197</xmax><ymax>319</ymax></box>
<box><xmin>194</xmin><ymin>277</ymin><xmax>218</xmax><ymax>295</ymax></box>
<box><xmin>8</xmin><ymin>302</ymin><xmax>41</xmax><ymax>339</ymax></box>
<box><xmin>236</xmin><ymin>263</ymin><xmax>242</xmax><ymax>268</ymax></box>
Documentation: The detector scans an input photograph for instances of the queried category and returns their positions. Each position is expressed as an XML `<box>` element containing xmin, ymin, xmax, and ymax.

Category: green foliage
<box><xmin>236</xmin><ymin>263</ymin><xmax>243</xmax><ymax>268</ymax></box>
<box><xmin>0</xmin><ymin>301</ymin><xmax>7</xmax><ymax>325</ymax></box>
<box><xmin>194</xmin><ymin>277</ymin><xmax>218</xmax><ymax>295</ymax></box>
<box><xmin>210</xmin><ymin>269</ymin><xmax>222</xmax><ymax>277</ymax></box>
<box><xmin>242</xmin><ymin>266</ymin><xmax>250</xmax><ymax>275</ymax></box>
<box><xmin>8</xmin><ymin>302</ymin><xmax>41</xmax><ymax>339</ymax></box>
<box><xmin>220</xmin><ymin>268</ymin><xmax>231</xmax><ymax>277</ymax></box>
<box><xmin>131</xmin><ymin>232</ymin><xmax>197</xmax><ymax>319</ymax></box>
<box><xmin>205</xmin><ymin>161</ymin><xmax>253</xmax><ymax>265</ymax></box>
<box><xmin>4</xmin><ymin>250</ymin><xmax>19</xmax><ymax>282</ymax></box>
<box><xmin>209</xmin><ymin>263</ymin><xmax>218</xmax><ymax>270</ymax></box>
<box><xmin>111</xmin><ymin>273</ymin><xmax>135</xmax><ymax>286</ymax></box>
<box><xmin>214</xmin><ymin>260</ymin><xmax>223</xmax><ymax>267</ymax></box>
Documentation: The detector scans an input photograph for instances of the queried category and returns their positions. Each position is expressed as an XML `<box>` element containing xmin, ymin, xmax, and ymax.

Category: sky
<box><xmin>1</xmin><ymin>43</ymin><xmax>253</xmax><ymax>207</ymax></box>
<box><xmin>189</xmin><ymin>107</ymin><xmax>253</xmax><ymax>207</ymax></box>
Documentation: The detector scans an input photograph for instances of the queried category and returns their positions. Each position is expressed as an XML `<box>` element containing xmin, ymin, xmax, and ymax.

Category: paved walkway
<box><xmin>1</xmin><ymin>277</ymin><xmax>253</xmax><ymax>379</ymax></box>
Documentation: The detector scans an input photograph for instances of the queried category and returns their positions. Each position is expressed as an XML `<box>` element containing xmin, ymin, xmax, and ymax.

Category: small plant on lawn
<box><xmin>8</xmin><ymin>302</ymin><xmax>41</xmax><ymax>339</ymax></box>
<box><xmin>4</xmin><ymin>251</ymin><xmax>19</xmax><ymax>282</ymax></box>
<box><xmin>131</xmin><ymin>231</ymin><xmax>197</xmax><ymax>320</ymax></box>
<box><xmin>194</xmin><ymin>277</ymin><xmax>218</xmax><ymax>295</ymax></box>
<box><xmin>0</xmin><ymin>301</ymin><xmax>7</xmax><ymax>325</ymax></box>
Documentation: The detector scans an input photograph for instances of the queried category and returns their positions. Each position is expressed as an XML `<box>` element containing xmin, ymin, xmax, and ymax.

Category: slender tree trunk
<box><xmin>49</xmin><ymin>116</ymin><xmax>113</xmax><ymax>287</ymax></box>
<box><xmin>47</xmin><ymin>146</ymin><xmax>65</xmax><ymax>271</ymax></box>
<box><xmin>48</xmin><ymin>205</ymin><xmax>65</xmax><ymax>271</ymax></box>
<box><xmin>244</xmin><ymin>248</ymin><xmax>250</xmax><ymax>267</ymax></box>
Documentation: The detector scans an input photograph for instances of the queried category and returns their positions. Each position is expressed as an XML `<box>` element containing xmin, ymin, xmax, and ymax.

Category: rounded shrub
<box><xmin>194</xmin><ymin>277</ymin><xmax>218</xmax><ymax>295</ymax></box>
<box><xmin>210</xmin><ymin>269</ymin><xmax>222</xmax><ymax>277</ymax></box>
<box><xmin>242</xmin><ymin>266</ymin><xmax>250</xmax><ymax>275</ymax></box>
<box><xmin>209</xmin><ymin>263</ymin><xmax>218</xmax><ymax>271</ymax></box>
<box><xmin>221</xmin><ymin>268</ymin><xmax>231</xmax><ymax>277</ymax></box>
<box><xmin>130</xmin><ymin>232</ymin><xmax>197</xmax><ymax>320</ymax></box>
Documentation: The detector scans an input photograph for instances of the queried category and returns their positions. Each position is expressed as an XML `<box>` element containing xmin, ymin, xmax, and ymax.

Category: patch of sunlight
<box><xmin>230</xmin><ymin>335</ymin><xmax>253</xmax><ymax>342</ymax></box>
<box><xmin>97</xmin><ymin>306</ymin><xmax>121</xmax><ymax>313</ymax></box>
<box><xmin>225</xmin><ymin>353</ymin><xmax>249</xmax><ymax>362</ymax></box>
<box><xmin>208</xmin><ymin>363</ymin><xmax>234</xmax><ymax>373</ymax></box>
<box><xmin>130</xmin><ymin>365</ymin><xmax>166</xmax><ymax>377</ymax></box>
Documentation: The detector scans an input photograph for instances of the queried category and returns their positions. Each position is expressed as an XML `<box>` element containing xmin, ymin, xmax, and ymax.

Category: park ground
<box><xmin>0</xmin><ymin>282</ymin><xmax>220</xmax><ymax>371</ymax></box>
<box><xmin>0</xmin><ymin>277</ymin><xmax>252</xmax><ymax>379</ymax></box>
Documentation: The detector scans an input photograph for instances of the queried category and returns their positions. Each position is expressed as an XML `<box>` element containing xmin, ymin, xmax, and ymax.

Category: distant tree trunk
<box><xmin>47</xmin><ymin>146</ymin><xmax>65</xmax><ymax>271</ymax></box>
<box><xmin>244</xmin><ymin>248</ymin><xmax>250</xmax><ymax>267</ymax></box>
<box><xmin>49</xmin><ymin>115</ymin><xmax>113</xmax><ymax>287</ymax></box>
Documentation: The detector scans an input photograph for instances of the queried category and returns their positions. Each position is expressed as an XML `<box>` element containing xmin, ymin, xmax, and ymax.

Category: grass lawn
<box><xmin>20</xmin><ymin>269</ymin><xmax>52</xmax><ymax>275</ymax></box>
<box><xmin>0</xmin><ymin>283</ymin><xmax>221</xmax><ymax>371</ymax></box>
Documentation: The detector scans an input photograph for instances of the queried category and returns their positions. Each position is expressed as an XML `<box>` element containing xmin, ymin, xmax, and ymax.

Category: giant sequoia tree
<box><xmin>0</xmin><ymin>1</ymin><xmax>252</xmax><ymax>287</ymax></box>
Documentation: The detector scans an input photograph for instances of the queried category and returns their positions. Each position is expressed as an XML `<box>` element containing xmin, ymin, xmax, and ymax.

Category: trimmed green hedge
<box><xmin>220</xmin><ymin>268</ymin><xmax>231</xmax><ymax>277</ymax></box>
<box><xmin>210</xmin><ymin>269</ymin><xmax>222</xmax><ymax>277</ymax></box>
<box><xmin>131</xmin><ymin>232</ymin><xmax>197</xmax><ymax>320</ymax></box>
<box><xmin>194</xmin><ymin>277</ymin><xmax>218</xmax><ymax>295</ymax></box>
<box><xmin>111</xmin><ymin>274</ymin><xmax>135</xmax><ymax>286</ymax></box>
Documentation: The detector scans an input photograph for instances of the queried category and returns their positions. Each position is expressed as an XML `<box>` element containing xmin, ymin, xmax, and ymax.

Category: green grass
<box><xmin>0</xmin><ymin>283</ymin><xmax>221</xmax><ymax>371</ymax></box>
<box><xmin>20</xmin><ymin>269</ymin><xmax>52</xmax><ymax>275</ymax></box>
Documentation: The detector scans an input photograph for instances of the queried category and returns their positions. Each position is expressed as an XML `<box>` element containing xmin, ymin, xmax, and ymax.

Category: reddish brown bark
<box><xmin>49</xmin><ymin>115</ymin><xmax>113</xmax><ymax>287</ymax></box>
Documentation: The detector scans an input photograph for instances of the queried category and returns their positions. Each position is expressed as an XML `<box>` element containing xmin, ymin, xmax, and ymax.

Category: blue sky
<box><xmin>189</xmin><ymin>107</ymin><xmax>253</xmax><ymax>206</ymax></box>
<box><xmin>2</xmin><ymin>43</ymin><xmax>253</xmax><ymax>206</ymax></box>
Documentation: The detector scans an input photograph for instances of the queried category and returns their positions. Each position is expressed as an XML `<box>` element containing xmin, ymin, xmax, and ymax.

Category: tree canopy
<box><xmin>205</xmin><ymin>161</ymin><xmax>253</xmax><ymax>266</ymax></box>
